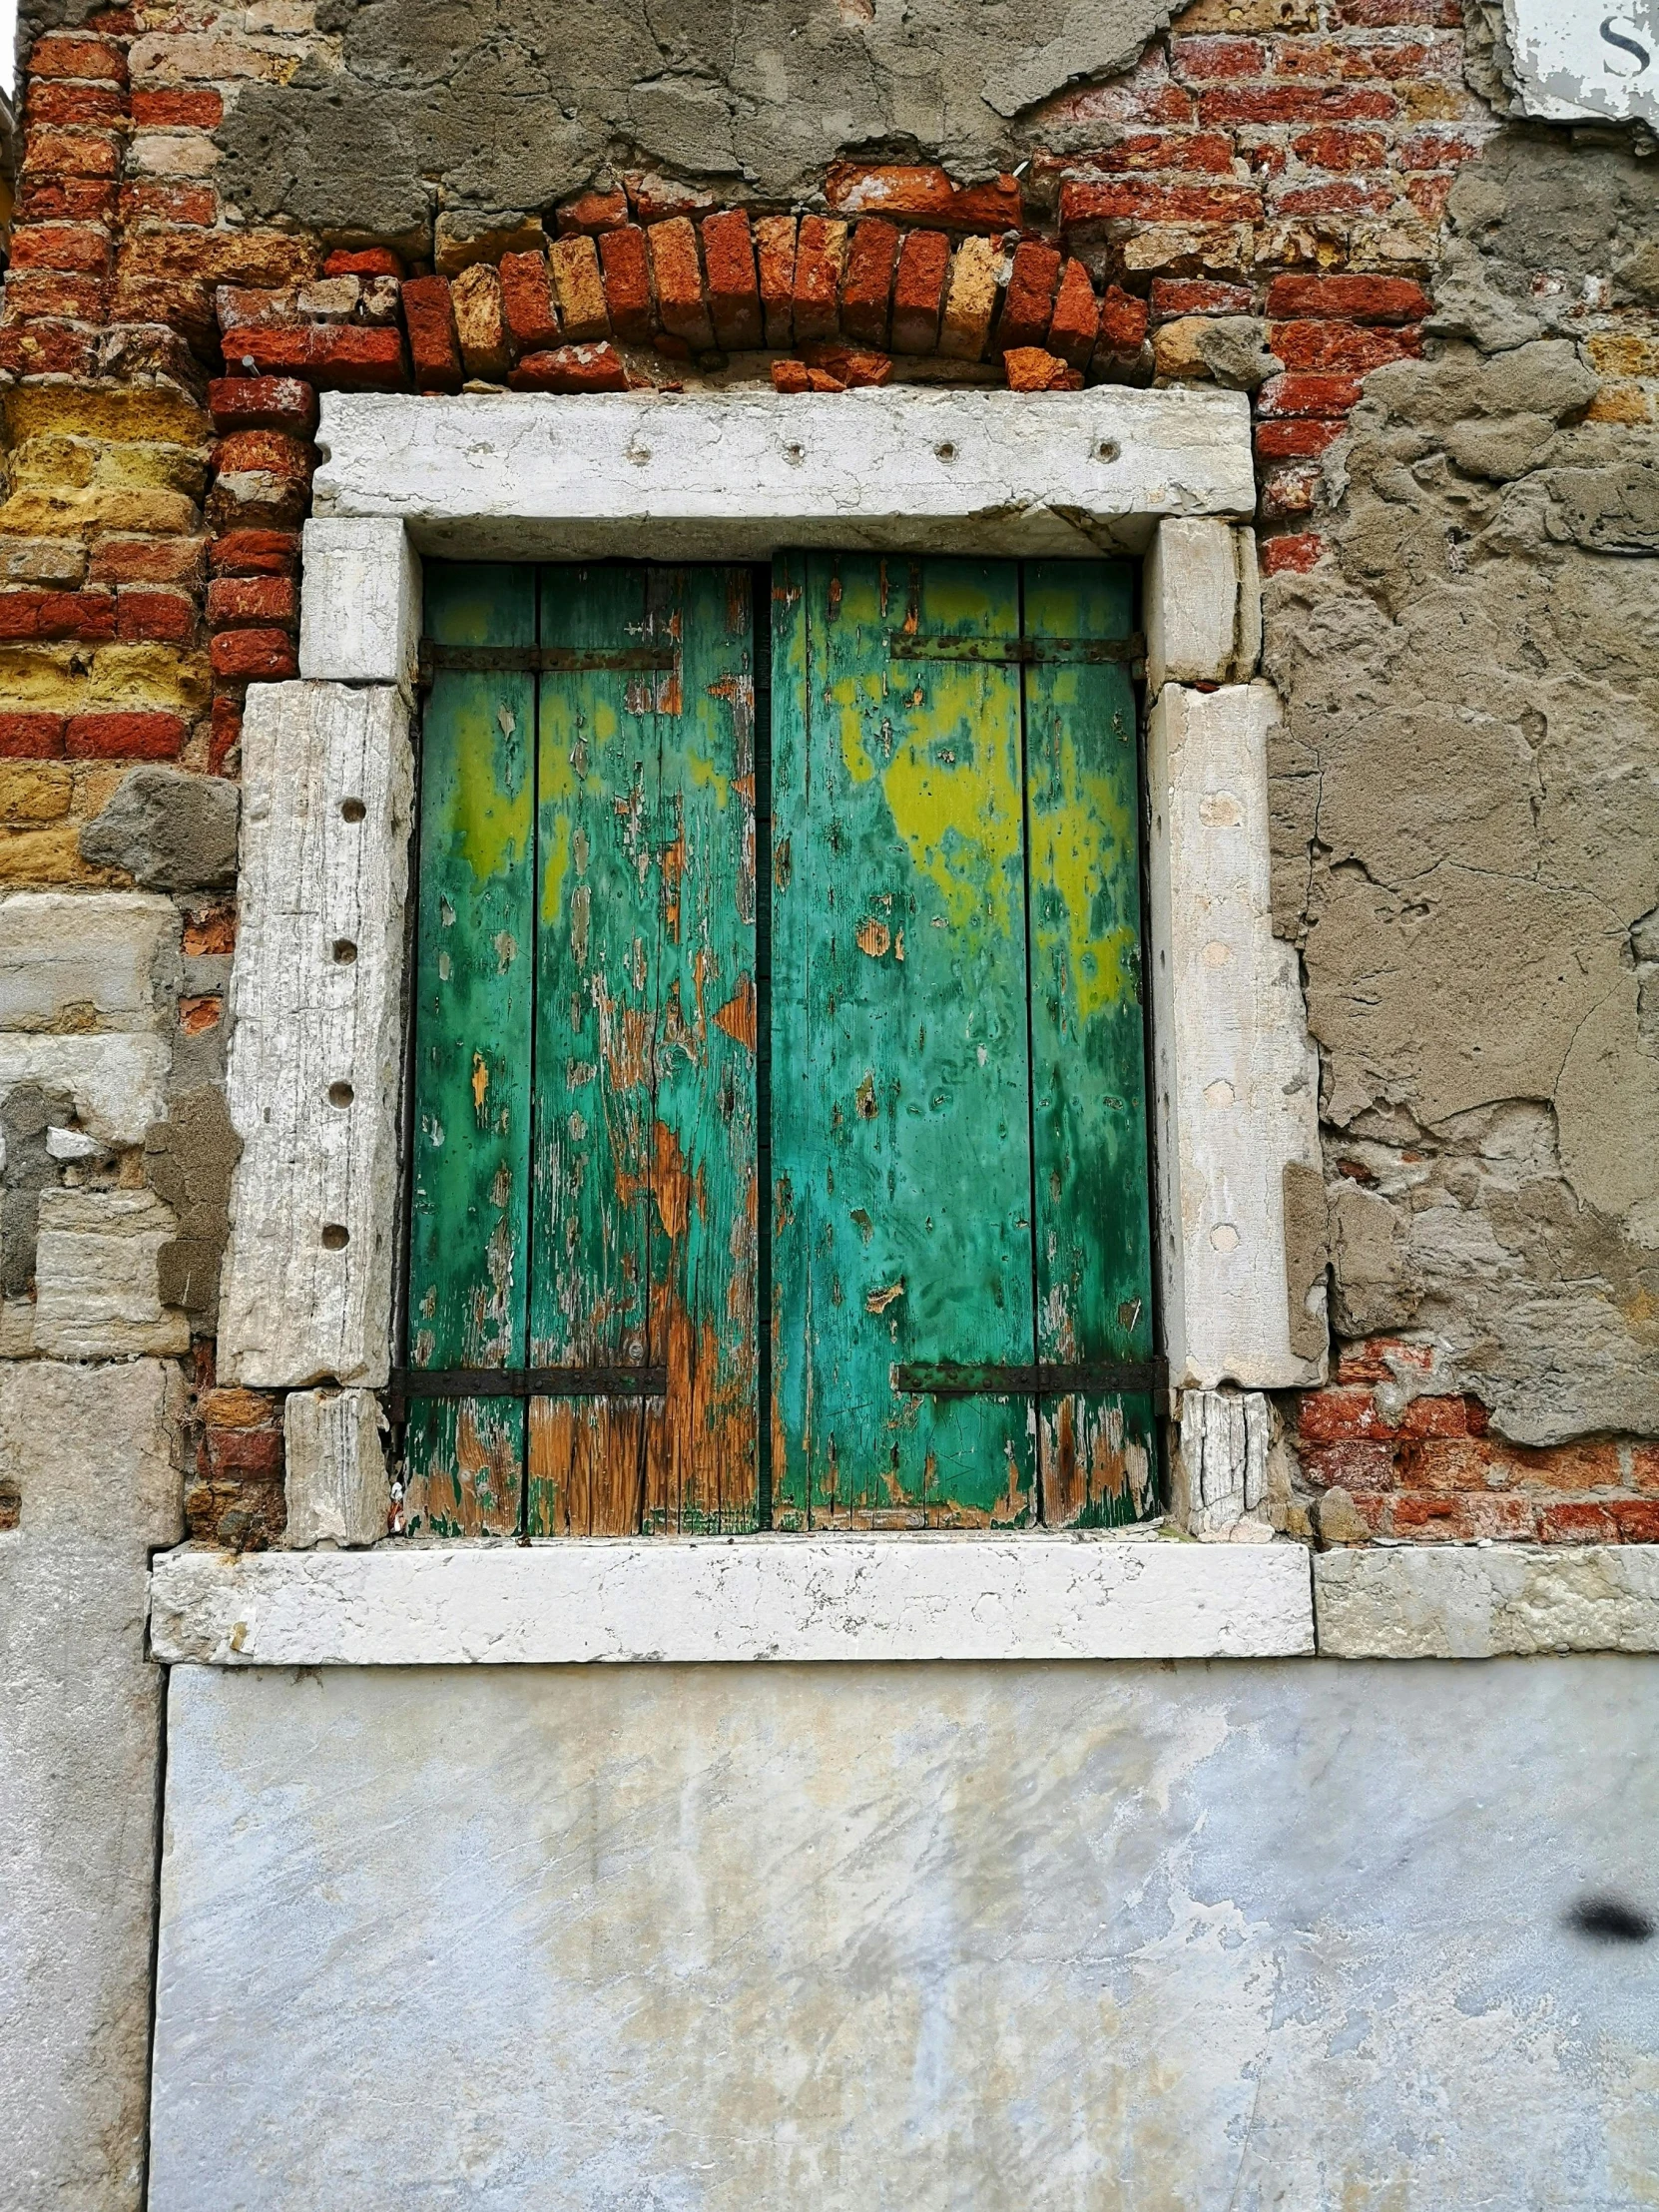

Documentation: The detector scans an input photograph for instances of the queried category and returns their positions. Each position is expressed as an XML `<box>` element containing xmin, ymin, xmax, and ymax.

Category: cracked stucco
<box><xmin>1266</xmin><ymin>132</ymin><xmax>1659</xmax><ymax>1445</ymax></box>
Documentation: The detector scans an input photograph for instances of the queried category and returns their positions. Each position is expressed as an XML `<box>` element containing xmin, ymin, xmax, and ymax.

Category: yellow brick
<box><xmin>5</xmin><ymin>385</ymin><xmax>210</xmax><ymax>447</ymax></box>
<box><xmin>11</xmin><ymin>437</ymin><xmax>209</xmax><ymax>500</ymax></box>
<box><xmin>1587</xmin><ymin>380</ymin><xmax>1654</xmax><ymax>424</ymax></box>
<box><xmin>72</xmin><ymin>762</ymin><xmax>129</xmax><ymax>818</ymax></box>
<box><xmin>1586</xmin><ymin>331</ymin><xmax>1659</xmax><ymax>377</ymax></box>
<box><xmin>0</xmin><ymin>823</ymin><xmax>125</xmax><ymax>888</ymax></box>
<box><xmin>1174</xmin><ymin>0</ymin><xmax>1315</xmax><ymax>23</ymax></box>
<box><xmin>0</xmin><ymin>762</ymin><xmax>73</xmax><ymax>826</ymax></box>
<box><xmin>0</xmin><ymin>487</ymin><xmax>200</xmax><ymax>539</ymax></box>
<box><xmin>0</xmin><ymin>643</ymin><xmax>211</xmax><ymax>713</ymax></box>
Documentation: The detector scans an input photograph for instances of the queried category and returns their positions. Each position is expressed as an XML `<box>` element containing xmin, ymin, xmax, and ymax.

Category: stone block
<box><xmin>79</xmin><ymin>767</ymin><xmax>241</xmax><ymax>892</ymax></box>
<box><xmin>1316</xmin><ymin>1543</ymin><xmax>1659</xmax><ymax>1657</ymax></box>
<box><xmin>33</xmin><ymin>1186</ymin><xmax>192</xmax><ymax>1357</ymax></box>
<box><xmin>0</xmin><ymin>1034</ymin><xmax>170</xmax><ymax>1148</ymax></box>
<box><xmin>0</xmin><ymin>889</ymin><xmax>177</xmax><ymax>1032</ymax></box>
<box><xmin>1147</xmin><ymin>682</ymin><xmax>1326</xmax><ymax>1389</ymax></box>
<box><xmin>282</xmin><ymin>1386</ymin><xmax>389</xmax><ymax>1547</ymax></box>
<box><xmin>219</xmin><ymin>682</ymin><xmax>412</xmax><ymax>1388</ymax></box>
<box><xmin>310</xmin><ymin>387</ymin><xmax>1258</xmax><ymax>560</ymax></box>
<box><xmin>297</xmin><ymin>518</ymin><xmax>420</xmax><ymax>695</ymax></box>
<box><xmin>1145</xmin><ymin>517</ymin><xmax>1260</xmax><ymax>690</ymax></box>
<box><xmin>1172</xmin><ymin>1385</ymin><xmax>1272</xmax><ymax>1537</ymax></box>
<box><xmin>149</xmin><ymin>1536</ymin><xmax>1316</xmax><ymax>1665</ymax></box>
<box><xmin>1</xmin><ymin>1358</ymin><xmax>182</xmax><ymax>2212</ymax></box>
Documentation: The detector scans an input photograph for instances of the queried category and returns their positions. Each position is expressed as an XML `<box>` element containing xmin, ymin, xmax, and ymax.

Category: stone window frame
<box><xmin>176</xmin><ymin>382</ymin><xmax>1329</xmax><ymax>1665</ymax></box>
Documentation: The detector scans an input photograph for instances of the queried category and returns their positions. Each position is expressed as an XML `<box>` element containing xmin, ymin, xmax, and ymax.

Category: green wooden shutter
<box><xmin>404</xmin><ymin>562</ymin><xmax>760</xmax><ymax>1536</ymax></box>
<box><xmin>770</xmin><ymin>553</ymin><xmax>1156</xmax><ymax>1529</ymax></box>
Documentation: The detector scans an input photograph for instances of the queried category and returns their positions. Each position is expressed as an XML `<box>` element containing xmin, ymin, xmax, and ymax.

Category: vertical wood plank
<box><xmin>525</xmin><ymin>564</ymin><xmax>758</xmax><ymax>1535</ymax></box>
<box><xmin>1023</xmin><ymin>560</ymin><xmax>1158</xmax><ymax>1524</ymax></box>
<box><xmin>402</xmin><ymin>562</ymin><xmax>535</xmax><ymax>1535</ymax></box>
<box><xmin>643</xmin><ymin>564</ymin><xmax>760</xmax><ymax>1532</ymax></box>
<box><xmin>771</xmin><ymin>553</ymin><xmax>1036</xmax><ymax>1527</ymax></box>
<box><xmin>525</xmin><ymin>564</ymin><xmax>658</xmax><ymax>1536</ymax></box>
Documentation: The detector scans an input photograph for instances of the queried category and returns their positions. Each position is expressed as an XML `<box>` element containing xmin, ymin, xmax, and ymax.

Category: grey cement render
<box><xmin>150</xmin><ymin>1658</ymin><xmax>1659</xmax><ymax>2212</ymax></box>
<box><xmin>0</xmin><ymin>1360</ymin><xmax>184</xmax><ymax>2212</ymax></box>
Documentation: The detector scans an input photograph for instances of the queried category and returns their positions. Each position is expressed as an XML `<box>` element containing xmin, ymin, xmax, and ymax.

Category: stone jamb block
<box><xmin>1143</xmin><ymin>517</ymin><xmax>1262</xmax><ymax>693</ymax></box>
<box><xmin>1147</xmin><ymin>682</ymin><xmax>1327</xmax><ymax>1390</ymax></box>
<box><xmin>218</xmin><ymin>682</ymin><xmax>412</xmax><ymax>1388</ymax></box>
<box><xmin>282</xmin><ymin>1386</ymin><xmax>390</xmax><ymax>1548</ymax></box>
<box><xmin>297</xmin><ymin>517</ymin><xmax>422</xmax><ymax>696</ymax></box>
<box><xmin>1171</xmin><ymin>1385</ymin><xmax>1272</xmax><ymax>1538</ymax></box>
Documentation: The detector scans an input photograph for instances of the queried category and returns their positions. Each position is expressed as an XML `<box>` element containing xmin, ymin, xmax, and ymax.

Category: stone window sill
<box><xmin>148</xmin><ymin>1533</ymin><xmax>1315</xmax><ymax>1665</ymax></box>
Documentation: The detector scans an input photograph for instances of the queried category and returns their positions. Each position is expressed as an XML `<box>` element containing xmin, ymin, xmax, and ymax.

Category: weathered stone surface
<box><xmin>150</xmin><ymin>1536</ymin><xmax>1316</xmax><ymax>1664</ymax></box>
<box><xmin>80</xmin><ymin>767</ymin><xmax>241</xmax><ymax>892</ymax></box>
<box><xmin>1144</xmin><ymin>517</ymin><xmax>1255</xmax><ymax>691</ymax></box>
<box><xmin>282</xmin><ymin>1387</ymin><xmax>389</xmax><ymax>1548</ymax></box>
<box><xmin>1148</xmin><ymin>682</ymin><xmax>1327</xmax><ymax>1390</ymax></box>
<box><xmin>0</xmin><ymin>1034</ymin><xmax>170</xmax><ymax>1149</ymax></box>
<box><xmin>219</xmin><ymin>683</ymin><xmax>412</xmax><ymax>1388</ymax></box>
<box><xmin>34</xmin><ymin>1186</ymin><xmax>192</xmax><ymax>1357</ymax></box>
<box><xmin>1316</xmin><ymin>1542</ymin><xmax>1659</xmax><ymax>1657</ymax></box>
<box><xmin>1171</xmin><ymin>1385</ymin><xmax>1272</xmax><ymax>1538</ymax></box>
<box><xmin>296</xmin><ymin>517</ymin><xmax>421</xmax><ymax>693</ymax></box>
<box><xmin>311</xmin><ymin>386</ymin><xmax>1257</xmax><ymax>559</ymax></box>
<box><xmin>0</xmin><ymin>1358</ymin><xmax>184</xmax><ymax>2212</ymax></box>
<box><xmin>148</xmin><ymin>1656</ymin><xmax>1659</xmax><ymax>2209</ymax></box>
<box><xmin>205</xmin><ymin>0</ymin><xmax>1174</xmax><ymax>235</ymax></box>
<box><xmin>0</xmin><ymin>890</ymin><xmax>178</xmax><ymax>1033</ymax></box>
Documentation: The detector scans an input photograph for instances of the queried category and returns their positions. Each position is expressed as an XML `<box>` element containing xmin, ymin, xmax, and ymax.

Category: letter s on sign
<box><xmin>1601</xmin><ymin>15</ymin><xmax>1653</xmax><ymax>75</ymax></box>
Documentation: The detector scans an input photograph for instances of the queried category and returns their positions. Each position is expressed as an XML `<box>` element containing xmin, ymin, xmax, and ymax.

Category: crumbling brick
<box><xmin>400</xmin><ymin>275</ymin><xmax>463</xmax><ymax>393</ymax></box>
<box><xmin>450</xmin><ymin>262</ymin><xmax>513</xmax><ymax>379</ymax></box>
<box><xmin>598</xmin><ymin>225</ymin><xmax>655</xmax><ymax>344</ymax></box>
<box><xmin>996</xmin><ymin>242</ymin><xmax>1062</xmax><ymax>354</ymax></box>
<box><xmin>508</xmin><ymin>343</ymin><xmax>630</xmax><ymax>393</ymax></box>
<box><xmin>548</xmin><ymin>234</ymin><xmax>611</xmax><ymax>343</ymax></box>
<box><xmin>647</xmin><ymin>219</ymin><xmax>714</xmax><ymax>351</ymax></box>
<box><xmin>755</xmin><ymin>215</ymin><xmax>798</xmax><ymax>348</ymax></box>
<box><xmin>937</xmin><ymin>235</ymin><xmax>1002</xmax><ymax>361</ymax></box>
<box><xmin>793</xmin><ymin>217</ymin><xmax>849</xmax><ymax>343</ymax></box>
<box><xmin>890</xmin><ymin>229</ymin><xmax>949</xmax><ymax>355</ymax></box>
<box><xmin>839</xmin><ymin>220</ymin><xmax>900</xmax><ymax>350</ymax></box>
<box><xmin>498</xmin><ymin>252</ymin><xmax>560</xmax><ymax>353</ymax></box>
<box><xmin>701</xmin><ymin>210</ymin><xmax>763</xmax><ymax>351</ymax></box>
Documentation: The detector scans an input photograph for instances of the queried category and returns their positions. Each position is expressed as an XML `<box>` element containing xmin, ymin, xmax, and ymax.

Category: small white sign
<box><xmin>1505</xmin><ymin>0</ymin><xmax>1659</xmax><ymax>125</ymax></box>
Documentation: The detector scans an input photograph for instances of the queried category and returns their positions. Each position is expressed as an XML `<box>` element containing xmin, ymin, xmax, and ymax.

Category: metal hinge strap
<box><xmin>389</xmin><ymin>1365</ymin><xmax>669</xmax><ymax>1416</ymax></box>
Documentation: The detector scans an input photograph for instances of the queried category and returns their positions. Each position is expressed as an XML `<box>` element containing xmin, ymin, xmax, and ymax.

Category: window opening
<box><xmin>397</xmin><ymin>557</ymin><xmax>1158</xmax><ymax>1535</ymax></box>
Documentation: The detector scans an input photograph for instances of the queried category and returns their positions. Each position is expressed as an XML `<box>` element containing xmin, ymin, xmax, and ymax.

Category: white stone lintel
<box><xmin>311</xmin><ymin>386</ymin><xmax>1257</xmax><ymax>561</ymax></box>
<box><xmin>149</xmin><ymin>1535</ymin><xmax>1316</xmax><ymax>1665</ymax></box>
<box><xmin>1315</xmin><ymin>1542</ymin><xmax>1659</xmax><ymax>1657</ymax></box>
<box><xmin>298</xmin><ymin>517</ymin><xmax>422</xmax><ymax>695</ymax></box>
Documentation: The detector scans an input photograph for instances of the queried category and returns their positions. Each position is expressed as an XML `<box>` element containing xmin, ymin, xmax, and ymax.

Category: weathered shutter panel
<box><xmin>771</xmin><ymin>554</ymin><xmax>1038</xmax><ymax>1526</ymax></box>
<box><xmin>403</xmin><ymin>563</ymin><xmax>535</xmax><ymax>1534</ymax></box>
<box><xmin>405</xmin><ymin>561</ymin><xmax>757</xmax><ymax>1535</ymax></box>
<box><xmin>771</xmin><ymin>552</ymin><xmax>1156</xmax><ymax>1528</ymax></box>
<box><xmin>1023</xmin><ymin>562</ymin><xmax>1156</xmax><ymax>1523</ymax></box>
<box><xmin>526</xmin><ymin>565</ymin><xmax>759</xmax><ymax>1535</ymax></box>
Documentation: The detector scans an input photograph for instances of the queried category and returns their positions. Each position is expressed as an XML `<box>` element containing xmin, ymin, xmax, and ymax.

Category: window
<box><xmin>399</xmin><ymin>555</ymin><xmax>1155</xmax><ymax>1538</ymax></box>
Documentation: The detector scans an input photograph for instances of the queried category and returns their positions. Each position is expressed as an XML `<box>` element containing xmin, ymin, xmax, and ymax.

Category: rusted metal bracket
<box><xmin>417</xmin><ymin>643</ymin><xmax>679</xmax><ymax>688</ymax></box>
<box><xmin>389</xmin><ymin>1365</ymin><xmax>669</xmax><ymax>1418</ymax></box>
<box><xmin>887</xmin><ymin>634</ymin><xmax>1145</xmax><ymax>668</ymax></box>
<box><xmin>893</xmin><ymin>1358</ymin><xmax>1168</xmax><ymax>1398</ymax></box>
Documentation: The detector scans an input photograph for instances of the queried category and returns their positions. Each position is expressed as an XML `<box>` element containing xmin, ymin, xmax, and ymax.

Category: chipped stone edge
<box><xmin>149</xmin><ymin>1536</ymin><xmax>1316</xmax><ymax>1664</ymax></box>
<box><xmin>1315</xmin><ymin>1543</ymin><xmax>1659</xmax><ymax>1657</ymax></box>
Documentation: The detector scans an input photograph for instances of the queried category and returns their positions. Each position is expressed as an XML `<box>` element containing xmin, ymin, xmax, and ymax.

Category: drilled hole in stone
<box><xmin>332</xmin><ymin>939</ymin><xmax>357</xmax><ymax>963</ymax></box>
<box><xmin>1096</xmin><ymin>439</ymin><xmax>1120</xmax><ymax>462</ymax></box>
<box><xmin>935</xmin><ymin>440</ymin><xmax>956</xmax><ymax>461</ymax></box>
<box><xmin>321</xmin><ymin>1223</ymin><xmax>349</xmax><ymax>1250</ymax></box>
<box><xmin>328</xmin><ymin>1081</ymin><xmax>354</xmax><ymax>1107</ymax></box>
<box><xmin>340</xmin><ymin>798</ymin><xmax>366</xmax><ymax>823</ymax></box>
